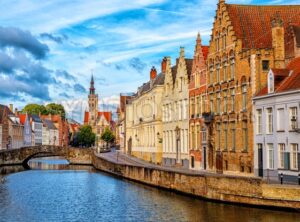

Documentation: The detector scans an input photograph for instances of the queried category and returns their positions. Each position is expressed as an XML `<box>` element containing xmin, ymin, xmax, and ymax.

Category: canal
<box><xmin>0</xmin><ymin>157</ymin><xmax>299</xmax><ymax>222</ymax></box>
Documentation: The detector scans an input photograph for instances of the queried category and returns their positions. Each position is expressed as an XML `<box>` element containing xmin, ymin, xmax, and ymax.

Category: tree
<box><xmin>46</xmin><ymin>103</ymin><xmax>66</xmax><ymax>119</ymax></box>
<box><xmin>22</xmin><ymin>104</ymin><xmax>48</xmax><ymax>115</ymax></box>
<box><xmin>101</xmin><ymin>127</ymin><xmax>115</xmax><ymax>147</ymax></box>
<box><xmin>77</xmin><ymin>125</ymin><xmax>96</xmax><ymax>147</ymax></box>
<box><xmin>22</xmin><ymin>103</ymin><xmax>66</xmax><ymax>119</ymax></box>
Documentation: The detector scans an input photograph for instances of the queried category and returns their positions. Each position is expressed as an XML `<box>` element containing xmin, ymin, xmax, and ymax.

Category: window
<box><xmin>291</xmin><ymin>144</ymin><xmax>298</xmax><ymax>170</ymax></box>
<box><xmin>210</xmin><ymin>66</ymin><xmax>214</xmax><ymax>84</ymax></box>
<box><xmin>223</xmin><ymin>90</ymin><xmax>228</xmax><ymax>113</ymax></box>
<box><xmin>197</xmin><ymin>96</ymin><xmax>201</xmax><ymax>116</ymax></box>
<box><xmin>224</xmin><ymin>123</ymin><xmax>228</xmax><ymax>150</ymax></box>
<box><xmin>267</xmin><ymin>144</ymin><xmax>274</xmax><ymax>169</ymax></box>
<box><xmin>262</xmin><ymin>60</ymin><xmax>269</xmax><ymax>71</ymax></box>
<box><xmin>222</xmin><ymin>34</ymin><xmax>226</xmax><ymax>49</ymax></box>
<box><xmin>230</xmin><ymin>58</ymin><xmax>235</xmax><ymax>78</ymax></box>
<box><xmin>266</xmin><ymin>108</ymin><xmax>273</xmax><ymax>134</ymax></box>
<box><xmin>190</xmin><ymin>98</ymin><xmax>195</xmax><ymax>117</ymax></box>
<box><xmin>242</xmin><ymin>85</ymin><xmax>247</xmax><ymax>111</ymax></box>
<box><xmin>278</xmin><ymin>144</ymin><xmax>285</xmax><ymax>169</ymax></box>
<box><xmin>217</xmin><ymin>92</ymin><xmax>221</xmax><ymax>114</ymax></box>
<box><xmin>223</xmin><ymin>63</ymin><xmax>227</xmax><ymax>80</ymax></box>
<box><xmin>277</xmin><ymin>108</ymin><xmax>284</xmax><ymax>131</ymax></box>
<box><xmin>256</xmin><ymin>109</ymin><xmax>262</xmax><ymax>134</ymax></box>
<box><xmin>230</xmin><ymin>89</ymin><xmax>235</xmax><ymax>112</ymax></box>
<box><xmin>289</xmin><ymin>107</ymin><xmax>298</xmax><ymax>130</ymax></box>
<box><xmin>242</xmin><ymin>121</ymin><xmax>248</xmax><ymax>151</ymax></box>
<box><xmin>217</xmin><ymin>123</ymin><xmax>221</xmax><ymax>150</ymax></box>
<box><xmin>191</xmin><ymin>126</ymin><xmax>195</xmax><ymax>149</ymax></box>
<box><xmin>201</xmin><ymin>129</ymin><xmax>207</xmax><ymax>143</ymax></box>
<box><xmin>231</xmin><ymin>122</ymin><xmax>236</xmax><ymax>151</ymax></box>
<box><xmin>210</xmin><ymin>94</ymin><xmax>214</xmax><ymax>112</ymax></box>
<box><xmin>216</xmin><ymin>63</ymin><xmax>220</xmax><ymax>82</ymax></box>
<box><xmin>196</xmin><ymin>125</ymin><xmax>200</xmax><ymax>149</ymax></box>
<box><xmin>201</xmin><ymin>95</ymin><xmax>206</xmax><ymax>114</ymax></box>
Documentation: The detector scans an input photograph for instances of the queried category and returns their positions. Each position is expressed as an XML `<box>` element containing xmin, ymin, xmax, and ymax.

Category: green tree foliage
<box><xmin>22</xmin><ymin>104</ymin><xmax>48</xmax><ymax>115</ymax></box>
<box><xmin>77</xmin><ymin>125</ymin><xmax>96</xmax><ymax>147</ymax></box>
<box><xmin>101</xmin><ymin>127</ymin><xmax>115</xmax><ymax>144</ymax></box>
<box><xmin>46</xmin><ymin>103</ymin><xmax>66</xmax><ymax>119</ymax></box>
<box><xmin>22</xmin><ymin>103</ymin><xmax>66</xmax><ymax>119</ymax></box>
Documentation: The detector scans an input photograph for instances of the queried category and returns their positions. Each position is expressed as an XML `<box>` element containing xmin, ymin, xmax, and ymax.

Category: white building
<box><xmin>30</xmin><ymin>115</ymin><xmax>43</xmax><ymax>146</ymax></box>
<box><xmin>253</xmin><ymin>57</ymin><xmax>300</xmax><ymax>184</ymax></box>
<box><xmin>162</xmin><ymin>48</ymin><xmax>192</xmax><ymax>168</ymax></box>
<box><xmin>42</xmin><ymin>119</ymin><xmax>59</xmax><ymax>146</ymax></box>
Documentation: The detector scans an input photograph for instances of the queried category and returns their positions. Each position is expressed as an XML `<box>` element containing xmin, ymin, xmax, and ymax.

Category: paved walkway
<box><xmin>96</xmin><ymin>151</ymin><xmax>258</xmax><ymax>178</ymax></box>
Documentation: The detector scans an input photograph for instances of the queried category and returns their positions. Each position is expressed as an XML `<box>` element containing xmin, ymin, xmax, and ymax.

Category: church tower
<box><xmin>88</xmin><ymin>75</ymin><xmax>98</xmax><ymax>126</ymax></box>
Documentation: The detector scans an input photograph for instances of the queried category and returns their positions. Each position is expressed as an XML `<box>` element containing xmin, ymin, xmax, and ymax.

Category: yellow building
<box><xmin>125</xmin><ymin>66</ymin><xmax>165</xmax><ymax>164</ymax></box>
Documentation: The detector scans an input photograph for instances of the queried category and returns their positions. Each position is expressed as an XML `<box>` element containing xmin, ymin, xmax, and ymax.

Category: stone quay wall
<box><xmin>92</xmin><ymin>153</ymin><xmax>300</xmax><ymax>210</ymax></box>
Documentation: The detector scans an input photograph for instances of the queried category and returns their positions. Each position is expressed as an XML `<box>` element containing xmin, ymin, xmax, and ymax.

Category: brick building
<box><xmin>0</xmin><ymin>105</ymin><xmax>10</xmax><ymax>150</ymax></box>
<box><xmin>189</xmin><ymin>33</ymin><xmax>209</xmax><ymax>170</ymax></box>
<box><xmin>83</xmin><ymin>75</ymin><xmax>113</xmax><ymax>150</ymax></box>
<box><xmin>205</xmin><ymin>0</ymin><xmax>300</xmax><ymax>174</ymax></box>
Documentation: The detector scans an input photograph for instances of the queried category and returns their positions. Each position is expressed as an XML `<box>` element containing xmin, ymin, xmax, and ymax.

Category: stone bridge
<box><xmin>0</xmin><ymin>145</ymin><xmax>92</xmax><ymax>168</ymax></box>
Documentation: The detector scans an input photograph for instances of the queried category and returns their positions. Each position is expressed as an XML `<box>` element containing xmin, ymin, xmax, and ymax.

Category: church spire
<box><xmin>90</xmin><ymin>74</ymin><xmax>95</xmax><ymax>95</ymax></box>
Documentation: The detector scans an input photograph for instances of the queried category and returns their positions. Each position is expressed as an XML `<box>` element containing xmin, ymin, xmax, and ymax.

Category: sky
<box><xmin>0</xmin><ymin>0</ymin><xmax>298</xmax><ymax>122</ymax></box>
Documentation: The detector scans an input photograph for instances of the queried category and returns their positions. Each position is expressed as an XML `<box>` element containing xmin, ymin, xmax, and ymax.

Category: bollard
<box><xmin>298</xmin><ymin>173</ymin><xmax>300</xmax><ymax>185</ymax></box>
<box><xmin>280</xmin><ymin>173</ymin><xmax>283</xmax><ymax>184</ymax></box>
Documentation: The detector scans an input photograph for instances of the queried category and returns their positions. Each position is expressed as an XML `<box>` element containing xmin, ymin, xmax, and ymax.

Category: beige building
<box><xmin>125</xmin><ymin>66</ymin><xmax>165</xmax><ymax>164</ymax></box>
<box><xmin>162</xmin><ymin>48</ymin><xmax>193</xmax><ymax>168</ymax></box>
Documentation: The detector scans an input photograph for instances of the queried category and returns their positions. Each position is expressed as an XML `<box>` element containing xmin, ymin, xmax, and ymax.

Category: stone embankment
<box><xmin>92</xmin><ymin>152</ymin><xmax>300</xmax><ymax>210</ymax></box>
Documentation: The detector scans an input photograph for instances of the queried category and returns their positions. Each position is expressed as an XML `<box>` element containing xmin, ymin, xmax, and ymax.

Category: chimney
<box><xmin>150</xmin><ymin>66</ymin><xmax>157</xmax><ymax>80</ymax></box>
<box><xmin>9</xmin><ymin>104</ymin><xmax>13</xmax><ymax>112</ymax></box>
<box><xmin>272</xmin><ymin>14</ymin><xmax>285</xmax><ymax>69</ymax></box>
<box><xmin>161</xmin><ymin>57</ymin><xmax>167</xmax><ymax>73</ymax></box>
<box><xmin>14</xmin><ymin>108</ymin><xmax>18</xmax><ymax>115</ymax></box>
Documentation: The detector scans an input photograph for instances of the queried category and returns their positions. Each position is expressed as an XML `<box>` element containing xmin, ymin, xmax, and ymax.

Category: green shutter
<box><xmin>284</xmin><ymin>152</ymin><xmax>290</xmax><ymax>170</ymax></box>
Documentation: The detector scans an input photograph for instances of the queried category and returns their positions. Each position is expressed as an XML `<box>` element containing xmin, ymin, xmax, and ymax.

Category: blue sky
<box><xmin>0</xmin><ymin>0</ymin><xmax>298</xmax><ymax>122</ymax></box>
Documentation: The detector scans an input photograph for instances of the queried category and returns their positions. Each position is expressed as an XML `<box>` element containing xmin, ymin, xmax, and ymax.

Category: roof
<box><xmin>30</xmin><ymin>114</ymin><xmax>42</xmax><ymax>123</ymax></box>
<box><xmin>84</xmin><ymin>111</ymin><xmax>112</xmax><ymax>124</ymax></box>
<box><xmin>18</xmin><ymin>114</ymin><xmax>27</xmax><ymax>125</ymax></box>
<box><xmin>0</xmin><ymin>105</ymin><xmax>13</xmax><ymax>124</ymax></box>
<box><xmin>256</xmin><ymin>57</ymin><xmax>300</xmax><ymax>96</ymax></box>
<box><xmin>43</xmin><ymin>119</ymin><xmax>57</xmax><ymax>130</ymax></box>
<box><xmin>202</xmin><ymin>46</ymin><xmax>209</xmax><ymax>61</ymax></box>
<box><xmin>226</xmin><ymin>4</ymin><xmax>300</xmax><ymax>51</ymax></box>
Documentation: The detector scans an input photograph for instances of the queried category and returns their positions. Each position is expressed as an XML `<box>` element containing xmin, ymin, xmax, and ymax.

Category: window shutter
<box><xmin>284</xmin><ymin>152</ymin><xmax>290</xmax><ymax>170</ymax></box>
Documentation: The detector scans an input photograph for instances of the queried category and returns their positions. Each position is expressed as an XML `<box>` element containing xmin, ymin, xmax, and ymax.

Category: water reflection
<box><xmin>0</xmin><ymin>157</ymin><xmax>299</xmax><ymax>222</ymax></box>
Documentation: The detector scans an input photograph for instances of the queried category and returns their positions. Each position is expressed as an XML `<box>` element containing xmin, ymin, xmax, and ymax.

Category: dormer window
<box><xmin>268</xmin><ymin>70</ymin><xmax>274</xmax><ymax>93</ymax></box>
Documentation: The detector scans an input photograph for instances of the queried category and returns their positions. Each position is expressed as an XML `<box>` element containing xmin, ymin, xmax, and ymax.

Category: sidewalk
<box><xmin>96</xmin><ymin>151</ymin><xmax>260</xmax><ymax>179</ymax></box>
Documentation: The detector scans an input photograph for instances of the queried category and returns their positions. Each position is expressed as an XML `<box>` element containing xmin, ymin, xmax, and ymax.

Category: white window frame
<box><xmin>290</xmin><ymin>144</ymin><xmax>298</xmax><ymax>170</ymax></box>
<box><xmin>256</xmin><ymin>109</ymin><xmax>262</xmax><ymax>134</ymax></box>
<box><xmin>277</xmin><ymin>108</ymin><xmax>285</xmax><ymax>131</ymax></box>
<box><xmin>266</xmin><ymin>108</ymin><xmax>273</xmax><ymax>134</ymax></box>
<box><xmin>289</xmin><ymin>107</ymin><xmax>298</xmax><ymax>130</ymax></box>
<box><xmin>267</xmin><ymin>143</ymin><xmax>274</xmax><ymax>169</ymax></box>
<box><xmin>278</xmin><ymin>143</ymin><xmax>285</xmax><ymax>169</ymax></box>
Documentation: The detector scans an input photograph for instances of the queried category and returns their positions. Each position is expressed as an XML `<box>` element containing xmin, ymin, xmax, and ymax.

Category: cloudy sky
<box><xmin>0</xmin><ymin>0</ymin><xmax>297</xmax><ymax>122</ymax></box>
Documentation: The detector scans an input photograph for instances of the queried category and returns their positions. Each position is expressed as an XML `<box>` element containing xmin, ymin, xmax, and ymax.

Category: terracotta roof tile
<box><xmin>226</xmin><ymin>4</ymin><xmax>300</xmax><ymax>52</ymax></box>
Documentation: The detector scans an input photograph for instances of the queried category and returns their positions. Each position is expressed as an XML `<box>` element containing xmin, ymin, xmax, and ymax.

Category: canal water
<box><xmin>0</xmin><ymin>157</ymin><xmax>299</xmax><ymax>222</ymax></box>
